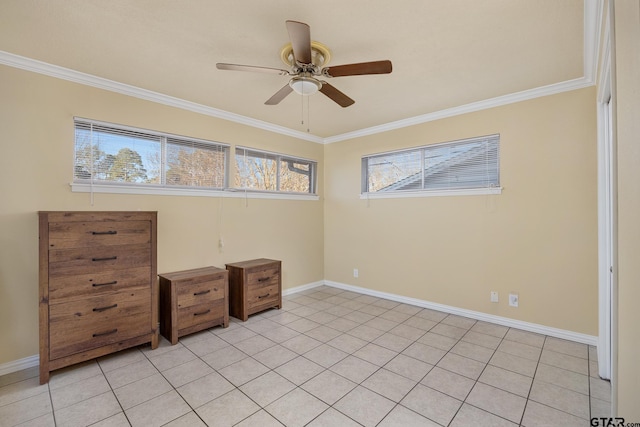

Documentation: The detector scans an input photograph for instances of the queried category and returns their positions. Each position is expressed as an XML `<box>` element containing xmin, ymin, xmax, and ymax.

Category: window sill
<box><xmin>360</xmin><ymin>187</ymin><xmax>502</xmax><ymax>199</ymax></box>
<box><xmin>70</xmin><ymin>183</ymin><xmax>320</xmax><ymax>201</ymax></box>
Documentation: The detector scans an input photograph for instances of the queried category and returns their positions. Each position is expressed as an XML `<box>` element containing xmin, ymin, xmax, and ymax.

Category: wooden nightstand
<box><xmin>226</xmin><ymin>259</ymin><xmax>282</xmax><ymax>321</ymax></box>
<box><xmin>158</xmin><ymin>266</ymin><xmax>229</xmax><ymax>344</ymax></box>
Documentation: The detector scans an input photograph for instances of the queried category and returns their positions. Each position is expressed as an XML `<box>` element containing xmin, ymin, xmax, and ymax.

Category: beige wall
<box><xmin>324</xmin><ymin>87</ymin><xmax>598</xmax><ymax>335</ymax></box>
<box><xmin>612</xmin><ymin>0</ymin><xmax>640</xmax><ymax>419</ymax></box>
<box><xmin>0</xmin><ymin>60</ymin><xmax>602</xmax><ymax>370</ymax></box>
<box><xmin>0</xmin><ymin>65</ymin><xmax>325</xmax><ymax>366</ymax></box>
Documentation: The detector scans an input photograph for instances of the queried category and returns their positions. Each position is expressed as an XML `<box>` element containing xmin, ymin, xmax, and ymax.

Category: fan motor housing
<box><xmin>280</xmin><ymin>41</ymin><xmax>331</xmax><ymax>70</ymax></box>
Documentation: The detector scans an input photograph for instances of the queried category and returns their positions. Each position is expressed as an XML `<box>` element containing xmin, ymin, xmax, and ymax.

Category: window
<box><xmin>362</xmin><ymin>134</ymin><xmax>500</xmax><ymax>197</ymax></box>
<box><xmin>74</xmin><ymin>118</ymin><xmax>228</xmax><ymax>191</ymax></box>
<box><xmin>235</xmin><ymin>147</ymin><xmax>317</xmax><ymax>194</ymax></box>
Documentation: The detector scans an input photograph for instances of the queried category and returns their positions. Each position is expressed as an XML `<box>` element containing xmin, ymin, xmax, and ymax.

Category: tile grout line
<box><xmin>150</xmin><ymin>343</ymin><xmax>212</xmax><ymax>427</ymax></box>
<box><xmin>178</xmin><ymin>294</ymin><xmax>521</xmax><ymax>425</ymax></box>
<box><xmin>232</xmin><ymin>296</ymin><xmax>373</xmax><ymax>426</ymax></box>
<box><xmin>516</xmin><ymin>333</ymin><xmax>547</xmax><ymax>426</ymax></box>
<box><xmin>283</xmin><ymin>292</ymin><xmax>437</xmax><ymax>425</ymax></box>
<box><xmin>183</xmin><ymin>304</ymin><xmax>363</xmax><ymax>426</ymax></box>
<box><xmin>445</xmin><ymin>321</ymin><xmax>505</xmax><ymax>427</ymax></box>
<box><xmin>1</xmin><ymin>286</ymin><xmax>600</xmax><ymax>427</ymax></box>
<box><xmin>96</xmin><ymin>357</ymin><xmax>132</xmax><ymax>427</ymax></box>
<box><xmin>47</xmin><ymin>379</ymin><xmax>57</xmax><ymax>427</ymax></box>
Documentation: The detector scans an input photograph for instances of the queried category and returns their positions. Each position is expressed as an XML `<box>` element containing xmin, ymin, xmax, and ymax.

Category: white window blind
<box><xmin>362</xmin><ymin>134</ymin><xmax>500</xmax><ymax>195</ymax></box>
<box><xmin>165</xmin><ymin>137</ymin><xmax>227</xmax><ymax>189</ymax></box>
<box><xmin>235</xmin><ymin>147</ymin><xmax>316</xmax><ymax>194</ymax></box>
<box><xmin>74</xmin><ymin>119</ymin><xmax>228</xmax><ymax>190</ymax></box>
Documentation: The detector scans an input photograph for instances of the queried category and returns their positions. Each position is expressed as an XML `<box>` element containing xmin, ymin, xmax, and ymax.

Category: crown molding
<box><xmin>325</xmin><ymin>0</ymin><xmax>601</xmax><ymax>144</ymax></box>
<box><xmin>0</xmin><ymin>51</ymin><xmax>324</xmax><ymax>144</ymax></box>
<box><xmin>324</xmin><ymin>77</ymin><xmax>593</xmax><ymax>144</ymax></box>
<box><xmin>0</xmin><ymin>0</ymin><xmax>599</xmax><ymax>145</ymax></box>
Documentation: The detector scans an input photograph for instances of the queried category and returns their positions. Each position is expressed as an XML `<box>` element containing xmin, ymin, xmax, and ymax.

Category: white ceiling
<box><xmin>0</xmin><ymin>1</ymin><xmax>594</xmax><ymax>141</ymax></box>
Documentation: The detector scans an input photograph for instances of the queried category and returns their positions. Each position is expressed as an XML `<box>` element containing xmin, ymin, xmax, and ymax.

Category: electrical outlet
<box><xmin>490</xmin><ymin>291</ymin><xmax>499</xmax><ymax>303</ymax></box>
<box><xmin>353</xmin><ymin>268</ymin><xmax>359</xmax><ymax>278</ymax></box>
<box><xmin>509</xmin><ymin>293</ymin><xmax>519</xmax><ymax>307</ymax></box>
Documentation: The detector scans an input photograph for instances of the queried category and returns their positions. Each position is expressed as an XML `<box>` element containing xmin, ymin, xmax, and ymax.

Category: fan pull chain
<box><xmin>301</xmin><ymin>86</ymin><xmax>304</xmax><ymax>125</ymax></box>
<box><xmin>298</xmin><ymin>84</ymin><xmax>311</xmax><ymax>133</ymax></box>
<box><xmin>306</xmin><ymin>94</ymin><xmax>310</xmax><ymax>133</ymax></box>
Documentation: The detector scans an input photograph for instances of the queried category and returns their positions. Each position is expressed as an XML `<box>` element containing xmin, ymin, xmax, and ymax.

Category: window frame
<box><xmin>71</xmin><ymin>118</ymin><xmax>319</xmax><ymax>201</ymax></box>
<box><xmin>72</xmin><ymin>118</ymin><xmax>230</xmax><ymax>194</ymax></box>
<box><xmin>361</xmin><ymin>134</ymin><xmax>502</xmax><ymax>199</ymax></box>
<box><xmin>234</xmin><ymin>146</ymin><xmax>318</xmax><ymax>196</ymax></box>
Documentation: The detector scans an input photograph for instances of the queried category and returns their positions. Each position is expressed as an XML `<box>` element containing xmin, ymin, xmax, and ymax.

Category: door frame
<box><xmin>596</xmin><ymin>4</ymin><xmax>615</xmax><ymax>381</ymax></box>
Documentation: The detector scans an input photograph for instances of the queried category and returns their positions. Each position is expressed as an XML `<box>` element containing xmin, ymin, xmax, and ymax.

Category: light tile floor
<box><xmin>0</xmin><ymin>286</ymin><xmax>611</xmax><ymax>426</ymax></box>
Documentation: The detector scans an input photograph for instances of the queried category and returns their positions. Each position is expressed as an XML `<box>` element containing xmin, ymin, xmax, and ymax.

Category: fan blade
<box><xmin>216</xmin><ymin>63</ymin><xmax>289</xmax><ymax>75</ymax></box>
<box><xmin>286</xmin><ymin>20</ymin><xmax>312</xmax><ymax>64</ymax></box>
<box><xmin>323</xmin><ymin>60</ymin><xmax>392</xmax><ymax>77</ymax></box>
<box><xmin>319</xmin><ymin>83</ymin><xmax>355</xmax><ymax>107</ymax></box>
<box><xmin>265</xmin><ymin>84</ymin><xmax>294</xmax><ymax>105</ymax></box>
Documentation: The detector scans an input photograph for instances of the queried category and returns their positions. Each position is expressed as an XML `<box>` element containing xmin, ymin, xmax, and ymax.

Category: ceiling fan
<box><xmin>216</xmin><ymin>20</ymin><xmax>392</xmax><ymax>108</ymax></box>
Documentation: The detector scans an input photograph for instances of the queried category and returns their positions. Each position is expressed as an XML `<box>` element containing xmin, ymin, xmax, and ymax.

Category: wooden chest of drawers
<box><xmin>38</xmin><ymin>211</ymin><xmax>158</xmax><ymax>384</ymax></box>
<box><xmin>159</xmin><ymin>266</ymin><xmax>229</xmax><ymax>344</ymax></box>
<box><xmin>225</xmin><ymin>259</ymin><xmax>281</xmax><ymax>321</ymax></box>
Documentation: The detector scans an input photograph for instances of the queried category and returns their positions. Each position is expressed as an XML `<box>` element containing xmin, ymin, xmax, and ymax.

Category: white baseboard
<box><xmin>288</xmin><ymin>279</ymin><xmax>598</xmax><ymax>346</ymax></box>
<box><xmin>282</xmin><ymin>280</ymin><xmax>325</xmax><ymax>296</ymax></box>
<box><xmin>0</xmin><ymin>278</ymin><xmax>597</xmax><ymax>377</ymax></box>
<box><xmin>0</xmin><ymin>355</ymin><xmax>39</xmax><ymax>377</ymax></box>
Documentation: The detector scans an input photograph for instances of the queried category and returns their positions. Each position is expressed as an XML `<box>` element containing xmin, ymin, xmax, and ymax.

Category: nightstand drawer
<box><xmin>178</xmin><ymin>299</ymin><xmax>226</xmax><ymax>331</ymax></box>
<box><xmin>247</xmin><ymin>284</ymin><xmax>280</xmax><ymax>309</ymax></box>
<box><xmin>247</xmin><ymin>267</ymin><xmax>280</xmax><ymax>287</ymax></box>
<box><xmin>177</xmin><ymin>279</ymin><xmax>225</xmax><ymax>308</ymax></box>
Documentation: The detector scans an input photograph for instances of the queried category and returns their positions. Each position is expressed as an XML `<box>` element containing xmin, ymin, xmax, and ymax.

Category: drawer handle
<box><xmin>92</xmin><ymin>256</ymin><xmax>117</xmax><ymax>262</ymax></box>
<box><xmin>193</xmin><ymin>290</ymin><xmax>210</xmax><ymax>296</ymax></box>
<box><xmin>92</xmin><ymin>230</ymin><xmax>118</xmax><ymax>235</ymax></box>
<box><xmin>93</xmin><ymin>329</ymin><xmax>118</xmax><ymax>337</ymax></box>
<box><xmin>92</xmin><ymin>281</ymin><xmax>117</xmax><ymax>287</ymax></box>
<box><xmin>93</xmin><ymin>303</ymin><xmax>118</xmax><ymax>312</ymax></box>
<box><xmin>258</xmin><ymin>293</ymin><xmax>270</xmax><ymax>299</ymax></box>
<box><xmin>257</xmin><ymin>277</ymin><xmax>270</xmax><ymax>282</ymax></box>
<box><xmin>194</xmin><ymin>309</ymin><xmax>211</xmax><ymax>316</ymax></box>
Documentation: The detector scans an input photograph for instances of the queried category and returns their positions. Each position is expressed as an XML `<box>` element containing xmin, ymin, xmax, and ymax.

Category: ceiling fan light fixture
<box><xmin>289</xmin><ymin>76</ymin><xmax>321</xmax><ymax>95</ymax></box>
<box><xmin>217</xmin><ymin>20</ymin><xmax>391</xmax><ymax>107</ymax></box>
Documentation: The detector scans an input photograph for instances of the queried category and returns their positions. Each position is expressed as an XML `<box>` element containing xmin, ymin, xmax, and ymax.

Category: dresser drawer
<box><xmin>49</xmin><ymin>288</ymin><xmax>151</xmax><ymax>359</ymax></box>
<box><xmin>177</xmin><ymin>279</ymin><xmax>225</xmax><ymax>309</ymax></box>
<box><xmin>47</xmin><ymin>220</ymin><xmax>150</xmax><ymax>249</ymax></box>
<box><xmin>49</xmin><ymin>266</ymin><xmax>151</xmax><ymax>301</ymax></box>
<box><xmin>178</xmin><ymin>299</ymin><xmax>225</xmax><ymax>331</ymax></box>
<box><xmin>48</xmin><ymin>243</ymin><xmax>151</xmax><ymax>277</ymax></box>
